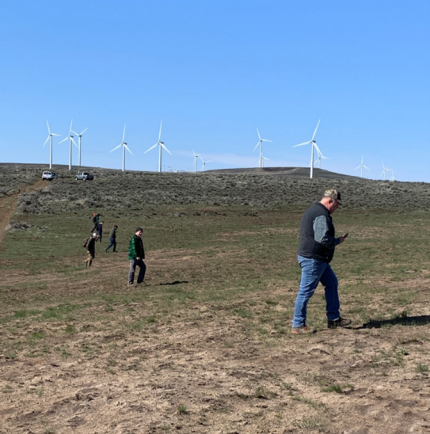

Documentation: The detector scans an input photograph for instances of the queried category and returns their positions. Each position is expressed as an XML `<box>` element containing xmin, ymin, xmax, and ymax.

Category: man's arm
<box><xmin>313</xmin><ymin>216</ymin><xmax>340</xmax><ymax>249</ymax></box>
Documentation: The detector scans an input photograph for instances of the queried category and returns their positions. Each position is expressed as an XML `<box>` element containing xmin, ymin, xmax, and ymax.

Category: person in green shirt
<box><xmin>128</xmin><ymin>227</ymin><xmax>146</xmax><ymax>286</ymax></box>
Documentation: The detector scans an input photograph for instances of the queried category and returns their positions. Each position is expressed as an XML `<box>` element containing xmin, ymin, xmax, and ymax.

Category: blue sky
<box><xmin>1</xmin><ymin>0</ymin><xmax>429</xmax><ymax>181</ymax></box>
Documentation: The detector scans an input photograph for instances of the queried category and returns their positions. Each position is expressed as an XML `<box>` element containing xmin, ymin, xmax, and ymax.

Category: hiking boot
<box><xmin>328</xmin><ymin>317</ymin><xmax>351</xmax><ymax>329</ymax></box>
<box><xmin>291</xmin><ymin>325</ymin><xmax>315</xmax><ymax>334</ymax></box>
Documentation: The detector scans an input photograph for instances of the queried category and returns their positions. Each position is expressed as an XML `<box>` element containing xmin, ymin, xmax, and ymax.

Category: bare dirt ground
<box><xmin>1</xmin><ymin>249</ymin><xmax>430</xmax><ymax>434</ymax></box>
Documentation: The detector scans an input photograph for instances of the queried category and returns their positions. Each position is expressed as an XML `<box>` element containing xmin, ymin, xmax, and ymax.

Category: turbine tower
<box><xmin>293</xmin><ymin>119</ymin><xmax>321</xmax><ymax>179</ymax></box>
<box><xmin>193</xmin><ymin>150</ymin><xmax>200</xmax><ymax>172</ymax></box>
<box><xmin>71</xmin><ymin>126</ymin><xmax>88</xmax><ymax>167</ymax></box>
<box><xmin>43</xmin><ymin>120</ymin><xmax>60</xmax><ymax>169</ymax></box>
<box><xmin>253</xmin><ymin>128</ymin><xmax>272</xmax><ymax>168</ymax></box>
<box><xmin>110</xmin><ymin>124</ymin><xmax>133</xmax><ymax>172</ymax></box>
<box><xmin>354</xmin><ymin>156</ymin><xmax>369</xmax><ymax>178</ymax></box>
<box><xmin>144</xmin><ymin>120</ymin><xmax>172</xmax><ymax>172</ymax></box>
<box><xmin>200</xmin><ymin>156</ymin><xmax>211</xmax><ymax>171</ymax></box>
<box><xmin>59</xmin><ymin>119</ymin><xmax>78</xmax><ymax>170</ymax></box>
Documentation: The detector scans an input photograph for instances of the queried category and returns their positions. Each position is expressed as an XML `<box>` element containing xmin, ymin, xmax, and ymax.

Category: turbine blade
<box><xmin>293</xmin><ymin>141</ymin><xmax>311</xmax><ymax>147</ymax></box>
<box><xmin>72</xmin><ymin>138</ymin><xmax>78</xmax><ymax>148</ymax></box>
<box><xmin>46</xmin><ymin>120</ymin><xmax>51</xmax><ymax>134</ymax></box>
<box><xmin>262</xmin><ymin>139</ymin><xmax>272</xmax><ymax>142</ymax></box>
<box><xmin>253</xmin><ymin>142</ymin><xmax>260</xmax><ymax>151</ymax></box>
<box><xmin>51</xmin><ymin>133</ymin><xmax>60</xmax><ymax>136</ymax></box>
<box><xmin>58</xmin><ymin>137</ymin><xmax>68</xmax><ymax>144</ymax></box>
<box><xmin>110</xmin><ymin>144</ymin><xmax>122</xmax><ymax>152</ymax></box>
<box><xmin>71</xmin><ymin>130</ymin><xmax>78</xmax><ymax>136</ymax></box>
<box><xmin>124</xmin><ymin>145</ymin><xmax>133</xmax><ymax>155</ymax></box>
<box><xmin>256</xmin><ymin>128</ymin><xmax>261</xmax><ymax>140</ymax></box>
<box><xmin>161</xmin><ymin>143</ymin><xmax>172</xmax><ymax>155</ymax></box>
<box><xmin>43</xmin><ymin>136</ymin><xmax>50</xmax><ymax>147</ymax></box>
<box><xmin>79</xmin><ymin>127</ymin><xmax>88</xmax><ymax>135</ymax></box>
<box><xmin>158</xmin><ymin>120</ymin><xmax>162</xmax><ymax>142</ymax></box>
<box><xmin>312</xmin><ymin>119</ymin><xmax>321</xmax><ymax>141</ymax></box>
<box><xmin>122</xmin><ymin>124</ymin><xmax>126</xmax><ymax>143</ymax></box>
<box><xmin>144</xmin><ymin>143</ymin><xmax>158</xmax><ymax>154</ymax></box>
<box><xmin>364</xmin><ymin>165</ymin><xmax>370</xmax><ymax>170</ymax></box>
<box><xmin>69</xmin><ymin>118</ymin><xmax>73</xmax><ymax>133</ymax></box>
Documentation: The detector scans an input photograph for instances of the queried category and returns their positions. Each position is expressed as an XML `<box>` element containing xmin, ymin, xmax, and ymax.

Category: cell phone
<box><xmin>343</xmin><ymin>233</ymin><xmax>349</xmax><ymax>238</ymax></box>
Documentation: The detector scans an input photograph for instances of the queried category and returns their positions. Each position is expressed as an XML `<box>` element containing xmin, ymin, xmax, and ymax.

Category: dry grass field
<box><xmin>1</xmin><ymin>164</ymin><xmax>430</xmax><ymax>434</ymax></box>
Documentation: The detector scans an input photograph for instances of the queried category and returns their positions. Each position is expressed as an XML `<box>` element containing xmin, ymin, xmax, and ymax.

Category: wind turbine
<box><xmin>144</xmin><ymin>120</ymin><xmax>172</xmax><ymax>172</ymax></box>
<box><xmin>314</xmin><ymin>143</ymin><xmax>329</xmax><ymax>169</ymax></box>
<box><xmin>253</xmin><ymin>128</ymin><xmax>272</xmax><ymax>168</ymax></box>
<box><xmin>110</xmin><ymin>124</ymin><xmax>133</xmax><ymax>172</ymax></box>
<box><xmin>200</xmin><ymin>156</ymin><xmax>211</xmax><ymax>171</ymax></box>
<box><xmin>43</xmin><ymin>120</ymin><xmax>60</xmax><ymax>169</ymax></box>
<box><xmin>59</xmin><ymin>119</ymin><xmax>78</xmax><ymax>170</ymax></box>
<box><xmin>262</xmin><ymin>156</ymin><xmax>270</xmax><ymax>168</ymax></box>
<box><xmin>193</xmin><ymin>150</ymin><xmax>200</xmax><ymax>172</ymax></box>
<box><xmin>293</xmin><ymin>119</ymin><xmax>321</xmax><ymax>179</ymax></box>
<box><xmin>380</xmin><ymin>163</ymin><xmax>390</xmax><ymax>180</ymax></box>
<box><xmin>390</xmin><ymin>170</ymin><xmax>396</xmax><ymax>181</ymax></box>
<box><xmin>71</xmin><ymin>126</ymin><xmax>88</xmax><ymax>167</ymax></box>
<box><xmin>354</xmin><ymin>156</ymin><xmax>369</xmax><ymax>178</ymax></box>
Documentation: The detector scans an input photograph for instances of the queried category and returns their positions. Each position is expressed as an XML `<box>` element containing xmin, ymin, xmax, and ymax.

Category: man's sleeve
<box><xmin>313</xmin><ymin>216</ymin><xmax>340</xmax><ymax>249</ymax></box>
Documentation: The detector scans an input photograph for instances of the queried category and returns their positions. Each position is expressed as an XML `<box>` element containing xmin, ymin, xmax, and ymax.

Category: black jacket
<box><xmin>297</xmin><ymin>202</ymin><xmax>340</xmax><ymax>263</ymax></box>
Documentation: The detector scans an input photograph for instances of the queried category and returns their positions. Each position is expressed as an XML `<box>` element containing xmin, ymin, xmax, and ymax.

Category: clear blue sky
<box><xmin>1</xmin><ymin>0</ymin><xmax>429</xmax><ymax>181</ymax></box>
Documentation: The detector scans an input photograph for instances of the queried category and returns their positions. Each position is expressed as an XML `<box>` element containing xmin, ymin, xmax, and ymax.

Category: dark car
<box><xmin>75</xmin><ymin>171</ymin><xmax>94</xmax><ymax>181</ymax></box>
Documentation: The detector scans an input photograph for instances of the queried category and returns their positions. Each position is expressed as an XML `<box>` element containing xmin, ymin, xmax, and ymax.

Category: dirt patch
<box><xmin>1</xmin><ymin>249</ymin><xmax>430</xmax><ymax>433</ymax></box>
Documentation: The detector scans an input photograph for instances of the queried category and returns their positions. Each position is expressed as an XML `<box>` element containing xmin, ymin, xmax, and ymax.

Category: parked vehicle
<box><xmin>75</xmin><ymin>171</ymin><xmax>94</xmax><ymax>181</ymax></box>
<box><xmin>42</xmin><ymin>171</ymin><xmax>58</xmax><ymax>181</ymax></box>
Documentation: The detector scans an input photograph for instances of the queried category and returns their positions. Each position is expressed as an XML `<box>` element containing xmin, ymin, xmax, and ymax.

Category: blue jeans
<box><xmin>106</xmin><ymin>237</ymin><xmax>116</xmax><ymax>252</ymax></box>
<box><xmin>292</xmin><ymin>255</ymin><xmax>340</xmax><ymax>327</ymax></box>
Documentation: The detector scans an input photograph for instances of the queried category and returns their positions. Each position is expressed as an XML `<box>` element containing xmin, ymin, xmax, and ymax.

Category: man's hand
<box><xmin>339</xmin><ymin>234</ymin><xmax>348</xmax><ymax>244</ymax></box>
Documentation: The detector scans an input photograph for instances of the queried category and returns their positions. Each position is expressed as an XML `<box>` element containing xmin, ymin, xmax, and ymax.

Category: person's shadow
<box><xmin>355</xmin><ymin>314</ymin><xmax>430</xmax><ymax>329</ymax></box>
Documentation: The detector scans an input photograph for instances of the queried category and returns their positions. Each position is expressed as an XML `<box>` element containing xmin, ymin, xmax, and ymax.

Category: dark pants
<box><xmin>128</xmin><ymin>259</ymin><xmax>146</xmax><ymax>284</ymax></box>
<box><xmin>106</xmin><ymin>238</ymin><xmax>116</xmax><ymax>252</ymax></box>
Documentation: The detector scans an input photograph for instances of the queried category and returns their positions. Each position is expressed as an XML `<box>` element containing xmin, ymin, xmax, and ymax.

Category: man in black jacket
<box><xmin>292</xmin><ymin>189</ymin><xmax>350</xmax><ymax>334</ymax></box>
<box><xmin>85</xmin><ymin>233</ymin><xmax>98</xmax><ymax>267</ymax></box>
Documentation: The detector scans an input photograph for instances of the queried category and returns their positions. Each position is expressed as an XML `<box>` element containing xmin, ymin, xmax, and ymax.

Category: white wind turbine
<box><xmin>293</xmin><ymin>119</ymin><xmax>321</xmax><ymax>179</ymax></box>
<box><xmin>314</xmin><ymin>144</ymin><xmax>329</xmax><ymax>169</ymax></box>
<box><xmin>43</xmin><ymin>120</ymin><xmax>60</xmax><ymax>169</ymax></box>
<box><xmin>262</xmin><ymin>156</ymin><xmax>270</xmax><ymax>167</ymax></box>
<box><xmin>110</xmin><ymin>124</ymin><xmax>133</xmax><ymax>172</ymax></box>
<box><xmin>354</xmin><ymin>156</ymin><xmax>369</xmax><ymax>178</ymax></box>
<box><xmin>253</xmin><ymin>128</ymin><xmax>272</xmax><ymax>168</ymax></box>
<box><xmin>59</xmin><ymin>119</ymin><xmax>78</xmax><ymax>170</ymax></box>
<box><xmin>200</xmin><ymin>156</ymin><xmax>211</xmax><ymax>171</ymax></box>
<box><xmin>193</xmin><ymin>150</ymin><xmax>200</xmax><ymax>172</ymax></box>
<box><xmin>390</xmin><ymin>170</ymin><xmax>396</xmax><ymax>181</ymax></box>
<box><xmin>71</xmin><ymin>126</ymin><xmax>88</xmax><ymax>167</ymax></box>
<box><xmin>380</xmin><ymin>163</ymin><xmax>390</xmax><ymax>180</ymax></box>
<box><xmin>144</xmin><ymin>120</ymin><xmax>172</xmax><ymax>172</ymax></box>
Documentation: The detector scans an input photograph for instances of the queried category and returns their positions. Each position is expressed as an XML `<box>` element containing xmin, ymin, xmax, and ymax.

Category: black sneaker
<box><xmin>328</xmin><ymin>317</ymin><xmax>351</xmax><ymax>329</ymax></box>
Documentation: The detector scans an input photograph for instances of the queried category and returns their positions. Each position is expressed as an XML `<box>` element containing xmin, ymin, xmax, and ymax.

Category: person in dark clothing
<box><xmin>105</xmin><ymin>225</ymin><xmax>118</xmax><ymax>252</ymax></box>
<box><xmin>85</xmin><ymin>233</ymin><xmax>98</xmax><ymax>267</ymax></box>
<box><xmin>96</xmin><ymin>222</ymin><xmax>103</xmax><ymax>243</ymax></box>
<box><xmin>292</xmin><ymin>189</ymin><xmax>350</xmax><ymax>334</ymax></box>
<box><xmin>91</xmin><ymin>213</ymin><xmax>101</xmax><ymax>232</ymax></box>
<box><xmin>128</xmin><ymin>227</ymin><xmax>146</xmax><ymax>286</ymax></box>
